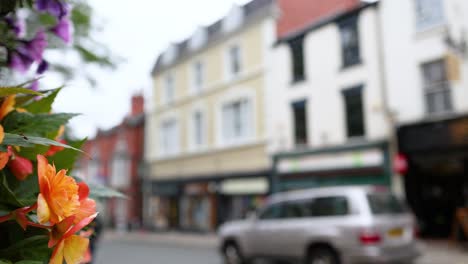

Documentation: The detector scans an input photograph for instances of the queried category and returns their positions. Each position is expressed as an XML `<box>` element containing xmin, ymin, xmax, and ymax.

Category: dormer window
<box><xmin>162</xmin><ymin>45</ymin><xmax>178</xmax><ymax>65</ymax></box>
<box><xmin>222</xmin><ymin>5</ymin><xmax>244</xmax><ymax>33</ymax></box>
<box><xmin>189</xmin><ymin>27</ymin><xmax>208</xmax><ymax>50</ymax></box>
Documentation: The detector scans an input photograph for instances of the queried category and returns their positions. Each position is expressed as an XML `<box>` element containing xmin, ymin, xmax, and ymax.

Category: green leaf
<box><xmin>48</xmin><ymin>138</ymin><xmax>86</xmax><ymax>172</ymax></box>
<box><xmin>87</xmin><ymin>181</ymin><xmax>126</xmax><ymax>199</ymax></box>
<box><xmin>15</xmin><ymin>261</ymin><xmax>43</xmax><ymax>264</ymax></box>
<box><xmin>0</xmin><ymin>260</ymin><xmax>12</xmax><ymax>264</ymax></box>
<box><xmin>0</xmin><ymin>87</ymin><xmax>41</xmax><ymax>97</ymax></box>
<box><xmin>0</xmin><ymin>236</ymin><xmax>48</xmax><ymax>257</ymax></box>
<box><xmin>3</xmin><ymin>112</ymin><xmax>78</xmax><ymax>137</ymax></box>
<box><xmin>2</xmin><ymin>133</ymin><xmax>85</xmax><ymax>154</ymax></box>
<box><xmin>14</xmin><ymin>174</ymin><xmax>39</xmax><ymax>206</ymax></box>
<box><xmin>0</xmin><ymin>172</ymin><xmax>23</xmax><ymax>207</ymax></box>
<box><xmin>23</xmin><ymin>88</ymin><xmax>62</xmax><ymax>113</ymax></box>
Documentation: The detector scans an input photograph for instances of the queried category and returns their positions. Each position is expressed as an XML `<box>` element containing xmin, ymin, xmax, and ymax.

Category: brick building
<box><xmin>80</xmin><ymin>95</ymin><xmax>145</xmax><ymax>231</ymax></box>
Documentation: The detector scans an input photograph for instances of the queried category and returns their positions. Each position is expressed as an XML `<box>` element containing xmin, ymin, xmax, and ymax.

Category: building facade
<box><xmin>266</xmin><ymin>0</ymin><xmax>468</xmax><ymax>238</ymax></box>
<box><xmin>267</xmin><ymin>1</ymin><xmax>392</xmax><ymax>192</ymax></box>
<box><xmin>145</xmin><ymin>0</ymin><xmax>277</xmax><ymax>231</ymax></box>
<box><xmin>80</xmin><ymin>95</ymin><xmax>145</xmax><ymax>231</ymax></box>
<box><xmin>381</xmin><ymin>0</ymin><xmax>468</xmax><ymax>238</ymax></box>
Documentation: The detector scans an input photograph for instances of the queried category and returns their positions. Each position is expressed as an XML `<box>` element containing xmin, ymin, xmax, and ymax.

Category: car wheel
<box><xmin>306</xmin><ymin>247</ymin><xmax>340</xmax><ymax>264</ymax></box>
<box><xmin>223</xmin><ymin>243</ymin><xmax>247</xmax><ymax>264</ymax></box>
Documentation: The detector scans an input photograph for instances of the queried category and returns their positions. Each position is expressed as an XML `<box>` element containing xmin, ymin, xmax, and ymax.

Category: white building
<box><xmin>266</xmin><ymin>0</ymin><xmax>468</xmax><ymax>238</ymax></box>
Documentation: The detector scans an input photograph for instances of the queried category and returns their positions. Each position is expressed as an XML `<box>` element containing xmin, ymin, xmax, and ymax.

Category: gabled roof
<box><xmin>151</xmin><ymin>0</ymin><xmax>275</xmax><ymax>77</ymax></box>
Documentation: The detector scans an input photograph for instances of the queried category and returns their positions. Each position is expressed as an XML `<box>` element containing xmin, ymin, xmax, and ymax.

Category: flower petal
<box><xmin>63</xmin><ymin>235</ymin><xmax>89</xmax><ymax>264</ymax></box>
<box><xmin>37</xmin><ymin>193</ymin><xmax>50</xmax><ymax>224</ymax></box>
<box><xmin>0</xmin><ymin>95</ymin><xmax>15</xmax><ymax>120</ymax></box>
<box><xmin>74</xmin><ymin>198</ymin><xmax>96</xmax><ymax>225</ymax></box>
<box><xmin>0</xmin><ymin>152</ymin><xmax>9</xmax><ymax>170</ymax></box>
<box><xmin>50</xmin><ymin>240</ymin><xmax>64</xmax><ymax>264</ymax></box>
<box><xmin>77</xmin><ymin>182</ymin><xmax>90</xmax><ymax>201</ymax></box>
<box><xmin>64</xmin><ymin>213</ymin><xmax>98</xmax><ymax>239</ymax></box>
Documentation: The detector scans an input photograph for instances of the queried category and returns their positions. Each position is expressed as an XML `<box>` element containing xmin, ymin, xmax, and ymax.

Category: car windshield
<box><xmin>367</xmin><ymin>193</ymin><xmax>408</xmax><ymax>214</ymax></box>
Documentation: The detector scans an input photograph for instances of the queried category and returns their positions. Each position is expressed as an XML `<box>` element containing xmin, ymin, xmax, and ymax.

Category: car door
<box><xmin>248</xmin><ymin>202</ymin><xmax>285</xmax><ymax>257</ymax></box>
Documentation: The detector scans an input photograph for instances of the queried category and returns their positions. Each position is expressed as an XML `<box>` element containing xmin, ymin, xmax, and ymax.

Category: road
<box><xmin>94</xmin><ymin>232</ymin><xmax>468</xmax><ymax>264</ymax></box>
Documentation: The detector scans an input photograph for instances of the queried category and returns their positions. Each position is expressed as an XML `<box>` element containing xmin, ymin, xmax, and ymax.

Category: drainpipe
<box><xmin>374</xmin><ymin>2</ymin><xmax>405</xmax><ymax>198</ymax></box>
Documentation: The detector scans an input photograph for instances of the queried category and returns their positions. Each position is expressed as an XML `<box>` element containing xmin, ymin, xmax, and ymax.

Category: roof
<box><xmin>277</xmin><ymin>1</ymin><xmax>378</xmax><ymax>43</ymax></box>
<box><xmin>151</xmin><ymin>0</ymin><xmax>275</xmax><ymax>76</ymax></box>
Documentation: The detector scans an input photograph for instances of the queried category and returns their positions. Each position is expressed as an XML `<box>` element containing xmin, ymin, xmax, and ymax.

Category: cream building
<box><xmin>145</xmin><ymin>0</ymin><xmax>276</xmax><ymax>231</ymax></box>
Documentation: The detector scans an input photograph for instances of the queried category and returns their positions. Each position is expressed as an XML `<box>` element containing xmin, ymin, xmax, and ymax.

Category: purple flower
<box><xmin>36</xmin><ymin>0</ymin><xmax>68</xmax><ymax>19</ymax></box>
<box><xmin>7</xmin><ymin>49</ymin><xmax>34</xmax><ymax>73</ymax></box>
<box><xmin>7</xmin><ymin>30</ymin><xmax>48</xmax><ymax>73</ymax></box>
<box><xmin>37</xmin><ymin>60</ymin><xmax>49</xmax><ymax>74</ymax></box>
<box><xmin>52</xmin><ymin>16</ymin><xmax>72</xmax><ymax>43</ymax></box>
<box><xmin>30</xmin><ymin>80</ymin><xmax>40</xmax><ymax>91</ymax></box>
<box><xmin>4</xmin><ymin>15</ymin><xmax>26</xmax><ymax>38</ymax></box>
<box><xmin>25</xmin><ymin>30</ymin><xmax>48</xmax><ymax>62</ymax></box>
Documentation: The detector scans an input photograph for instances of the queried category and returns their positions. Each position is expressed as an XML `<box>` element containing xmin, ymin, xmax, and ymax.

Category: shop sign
<box><xmin>220</xmin><ymin>177</ymin><xmax>269</xmax><ymax>195</ymax></box>
<box><xmin>184</xmin><ymin>183</ymin><xmax>208</xmax><ymax>195</ymax></box>
<box><xmin>278</xmin><ymin>148</ymin><xmax>383</xmax><ymax>174</ymax></box>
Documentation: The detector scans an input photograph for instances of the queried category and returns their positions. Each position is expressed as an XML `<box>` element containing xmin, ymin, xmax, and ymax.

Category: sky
<box><xmin>52</xmin><ymin>0</ymin><xmax>250</xmax><ymax>139</ymax></box>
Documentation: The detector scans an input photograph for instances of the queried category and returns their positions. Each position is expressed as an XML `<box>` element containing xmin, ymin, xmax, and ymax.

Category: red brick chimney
<box><xmin>131</xmin><ymin>95</ymin><xmax>144</xmax><ymax>116</ymax></box>
<box><xmin>276</xmin><ymin>0</ymin><xmax>361</xmax><ymax>39</ymax></box>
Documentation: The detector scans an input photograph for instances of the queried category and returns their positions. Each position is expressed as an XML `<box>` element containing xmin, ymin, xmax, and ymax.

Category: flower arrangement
<box><xmin>0</xmin><ymin>1</ymin><xmax>119</xmax><ymax>263</ymax></box>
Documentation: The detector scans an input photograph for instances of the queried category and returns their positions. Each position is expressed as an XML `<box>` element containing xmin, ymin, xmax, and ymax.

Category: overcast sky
<box><xmin>52</xmin><ymin>0</ymin><xmax>250</xmax><ymax>139</ymax></box>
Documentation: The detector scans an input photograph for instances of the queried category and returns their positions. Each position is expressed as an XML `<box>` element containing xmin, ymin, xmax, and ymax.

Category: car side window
<box><xmin>258</xmin><ymin>203</ymin><xmax>283</xmax><ymax>220</ymax></box>
<box><xmin>308</xmin><ymin>196</ymin><xmax>349</xmax><ymax>217</ymax></box>
<box><xmin>282</xmin><ymin>201</ymin><xmax>308</xmax><ymax>218</ymax></box>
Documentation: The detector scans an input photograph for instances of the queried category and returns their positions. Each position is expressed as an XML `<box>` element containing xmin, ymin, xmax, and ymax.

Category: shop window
<box><xmin>421</xmin><ymin>59</ymin><xmax>452</xmax><ymax>114</ymax></box>
<box><xmin>221</xmin><ymin>98</ymin><xmax>252</xmax><ymax>144</ymax></box>
<box><xmin>415</xmin><ymin>0</ymin><xmax>445</xmax><ymax>31</ymax></box>
<box><xmin>338</xmin><ymin>15</ymin><xmax>361</xmax><ymax>68</ymax></box>
<box><xmin>292</xmin><ymin>100</ymin><xmax>308</xmax><ymax>146</ymax></box>
<box><xmin>343</xmin><ymin>86</ymin><xmax>365</xmax><ymax>138</ymax></box>
<box><xmin>289</xmin><ymin>35</ymin><xmax>306</xmax><ymax>83</ymax></box>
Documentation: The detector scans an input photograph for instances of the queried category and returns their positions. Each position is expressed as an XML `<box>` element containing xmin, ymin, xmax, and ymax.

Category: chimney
<box><xmin>131</xmin><ymin>95</ymin><xmax>144</xmax><ymax>116</ymax></box>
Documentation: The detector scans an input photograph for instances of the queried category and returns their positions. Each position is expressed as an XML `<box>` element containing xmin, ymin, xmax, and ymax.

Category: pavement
<box><xmin>96</xmin><ymin>230</ymin><xmax>468</xmax><ymax>264</ymax></box>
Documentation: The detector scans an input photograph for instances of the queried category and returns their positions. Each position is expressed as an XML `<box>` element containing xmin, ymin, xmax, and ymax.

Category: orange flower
<box><xmin>37</xmin><ymin>155</ymin><xmax>80</xmax><ymax>224</ymax></box>
<box><xmin>0</xmin><ymin>95</ymin><xmax>15</xmax><ymax>120</ymax></box>
<box><xmin>49</xmin><ymin>213</ymin><xmax>98</xmax><ymax>264</ymax></box>
<box><xmin>45</xmin><ymin>139</ymin><xmax>66</xmax><ymax>156</ymax></box>
<box><xmin>9</xmin><ymin>154</ymin><xmax>33</xmax><ymax>180</ymax></box>
<box><xmin>0</xmin><ymin>125</ymin><xmax>8</xmax><ymax>170</ymax></box>
<box><xmin>74</xmin><ymin>182</ymin><xmax>96</xmax><ymax>224</ymax></box>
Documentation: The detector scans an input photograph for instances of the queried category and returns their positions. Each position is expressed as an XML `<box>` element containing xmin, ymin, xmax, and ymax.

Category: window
<box><xmin>338</xmin><ymin>15</ymin><xmax>361</xmax><ymax>68</ymax></box>
<box><xmin>192</xmin><ymin>61</ymin><xmax>204</xmax><ymax>94</ymax></box>
<box><xmin>227</xmin><ymin>45</ymin><xmax>241</xmax><ymax>77</ymax></box>
<box><xmin>222</xmin><ymin>98</ymin><xmax>252</xmax><ymax>144</ymax></box>
<box><xmin>415</xmin><ymin>0</ymin><xmax>445</xmax><ymax>31</ymax></box>
<box><xmin>310</xmin><ymin>196</ymin><xmax>350</xmax><ymax>217</ymax></box>
<box><xmin>192</xmin><ymin>111</ymin><xmax>204</xmax><ymax>149</ymax></box>
<box><xmin>289</xmin><ymin>35</ymin><xmax>305</xmax><ymax>82</ymax></box>
<box><xmin>111</xmin><ymin>155</ymin><xmax>130</xmax><ymax>188</ymax></box>
<box><xmin>164</xmin><ymin>74</ymin><xmax>175</xmax><ymax>104</ymax></box>
<box><xmin>367</xmin><ymin>194</ymin><xmax>408</xmax><ymax>215</ymax></box>
<box><xmin>160</xmin><ymin>119</ymin><xmax>179</xmax><ymax>156</ymax></box>
<box><xmin>292</xmin><ymin>100</ymin><xmax>308</xmax><ymax>146</ymax></box>
<box><xmin>421</xmin><ymin>59</ymin><xmax>452</xmax><ymax>114</ymax></box>
<box><xmin>343</xmin><ymin>86</ymin><xmax>365</xmax><ymax>138</ymax></box>
<box><xmin>259</xmin><ymin>203</ymin><xmax>284</xmax><ymax>220</ymax></box>
<box><xmin>282</xmin><ymin>202</ymin><xmax>308</xmax><ymax>218</ymax></box>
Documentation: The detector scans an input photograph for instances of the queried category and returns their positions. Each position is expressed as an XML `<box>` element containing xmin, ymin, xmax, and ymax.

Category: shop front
<box><xmin>179</xmin><ymin>182</ymin><xmax>216</xmax><ymax>232</ymax></box>
<box><xmin>150</xmin><ymin>182</ymin><xmax>180</xmax><ymax>230</ymax></box>
<box><xmin>217</xmin><ymin>177</ymin><xmax>269</xmax><ymax>225</ymax></box>
<box><xmin>398</xmin><ymin>115</ymin><xmax>468</xmax><ymax>238</ymax></box>
<box><xmin>272</xmin><ymin>141</ymin><xmax>391</xmax><ymax>192</ymax></box>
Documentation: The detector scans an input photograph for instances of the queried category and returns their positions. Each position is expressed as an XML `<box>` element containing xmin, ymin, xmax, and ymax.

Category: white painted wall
<box><xmin>381</xmin><ymin>0</ymin><xmax>468</xmax><ymax>125</ymax></box>
<box><xmin>266</xmin><ymin>7</ymin><xmax>389</xmax><ymax>154</ymax></box>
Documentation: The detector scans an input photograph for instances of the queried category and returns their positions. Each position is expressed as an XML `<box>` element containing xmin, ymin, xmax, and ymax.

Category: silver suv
<box><xmin>218</xmin><ymin>186</ymin><xmax>420</xmax><ymax>264</ymax></box>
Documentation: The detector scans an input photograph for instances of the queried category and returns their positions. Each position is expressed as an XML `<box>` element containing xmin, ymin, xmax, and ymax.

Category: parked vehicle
<box><xmin>218</xmin><ymin>185</ymin><xmax>420</xmax><ymax>264</ymax></box>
